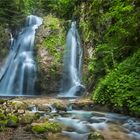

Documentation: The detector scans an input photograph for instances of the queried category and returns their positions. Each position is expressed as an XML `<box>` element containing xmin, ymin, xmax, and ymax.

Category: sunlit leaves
<box><xmin>93</xmin><ymin>49</ymin><xmax>140</xmax><ymax>116</ymax></box>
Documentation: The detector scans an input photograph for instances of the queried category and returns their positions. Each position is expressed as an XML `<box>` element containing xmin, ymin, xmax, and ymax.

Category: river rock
<box><xmin>31</xmin><ymin>121</ymin><xmax>62</xmax><ymax>134</ymax></box>
<box><xmin>17</xmin><ymin>109</ymin><xmax>25</xmax><ymax>114</ymax></box>
<box><xmin>38</xmin><ymin>104</ymin><xmax>51</xmax><ymax>112</ymax></box>
<box><xmin>19</xmin><ymin>112</ymin><xmax>37</xmax><ymax>124</ymax></box>
<box><xmin>9</xmin><ymin>101</ymin><xmax>27</xmax><ymax>110</ymax></box>
<box><xmin>52</xmin><ymin>102</ymin><xmax>67</xmax><ymax>112</ymax></box>
<box><xmin>7</xmin><ymin>114</ymin><xmax>18</xmax><ymax>128</ymax></box>
<box><xmin>88</xmin><ymin>131</ymin><xmax>104</xmax><ymax>140</ymax></box>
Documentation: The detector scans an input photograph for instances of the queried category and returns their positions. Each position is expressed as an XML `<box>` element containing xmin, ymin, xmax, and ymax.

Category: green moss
<box><xmin>0</xmin><ymin>120</ymin><xmax>8</xmax><ymax>125</ymax></box>
<box><xmin>7</xmin><ymin>114</ymin><xmax>18</xmax><ymax>127</ymax></box>
<box><xmin>0</xmin><ymin>113</ymin><xmax>6</xmax><ymax>120</ymax></box>
<box><xmin>19</xmin><ymin>112</ymin><xmax>37</xmax><ymax>124</ymax></box>
<box><xmin>32</xmin><ymin>121</ymin><xmax>62</xmax><ymax>134</ymax></box>
<box><xmin>43</xmin><ymin>15</ymin><xmax>60</xmax><ymax>30</ymax></box>
<box><xmin>52</xmin><ymin>102</ymin><xmax>66</xmax><ymax>111</ymax></box>
<box><xmin>36</xmin><ymin>14</ymin><xmax>66</xmax><ymax>93</ymax></box>
<box><xmin>88</xmin><ymin>131</ymin><xmax>104</xmax><ymax>140</ymax></box>
<box><xmin>10</xmin><ymin>101</ymin><xmax>27</xmax><ymax>110</ymax></box>
<box><xmin>7</xmin><ymin>114</ymin><xmax>18</xmax><ymax>124</ymax></box>
<box><xmin>32</xmin><ymin>124</ymin><xmax>46</xmax><ymax>134</ymax></box>
<box><xmin>42</xmin><ymin>15</ymin><xmax>65</xmax><ymax>64</ymax></box>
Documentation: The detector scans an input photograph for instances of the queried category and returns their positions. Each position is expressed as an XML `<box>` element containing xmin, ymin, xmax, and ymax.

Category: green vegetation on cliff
<box><xmin>93</xmin><ymin>49</ymin><xmax>140</xmax><ymax>116</ymax></box>
<box><xmin>36</xmin><ymin>15</ymin><xmax>66</xmax><ymax>93</ymax></box>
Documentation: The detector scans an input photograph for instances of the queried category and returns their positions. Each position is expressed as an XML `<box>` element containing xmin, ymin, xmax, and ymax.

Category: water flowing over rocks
<box><xmin>0</xmin><ymin>97</ymin><xmax>139</xmax><ymax>140</ymax></box>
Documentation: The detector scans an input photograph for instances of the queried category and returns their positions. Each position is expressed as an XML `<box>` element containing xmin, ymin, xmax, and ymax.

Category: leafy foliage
<box><xmin>93</xmin><ymin>49</ymin><xmax>140</xmax><ymax>116</ymax></box>
<box><xmin>46</xmin><ymin>0</ymin><xmax>77</xmax><ymax>19</ymax></box>
<box><xmin>77</xmin><ymin>0</ymin><xmax>140</xmax><ymax>91</ymax></box>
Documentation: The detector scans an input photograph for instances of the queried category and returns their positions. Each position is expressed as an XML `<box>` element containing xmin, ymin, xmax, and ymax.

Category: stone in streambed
<box><xmin>38</xmin><ymin>104</ymin><xmax>51</xmax><ymax>112</ymax></box>
<box><xmin>6</xmin><ymin>114</ymin><xmax>18</xmax><ymax>127</ymax></box>
<box><xmin>88</xmin><ymin>131</ymin><xmax>104</xmax><ymax>140</ymax></box>
<box><xmin>9</xmin><ymin>101</ymin><xmax>27</xmax><ymax>110</ymax></box>
<box><xmin>19</xmin><ymin>112</ymin><xmax>38</xmax><ymax>124</ymax></box>
<box><xmin>31</xmin><ymin>121</ymin><xmax>62</xmax><ymax>134</ymax></box>
<box><xmin>17</xmin><ymin>109</ymin><xmax>25</xmax><ymax>114</ymax></box>
<box><xmin>52</xmin><ymin>102</ymin><xmax>67</xmax><ymax>112</ymax></box>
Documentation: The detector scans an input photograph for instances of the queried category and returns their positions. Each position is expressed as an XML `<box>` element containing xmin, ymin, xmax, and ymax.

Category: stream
<box><xmin>31</xmin><ymin>100</ymin><xmax>140</xmax><ymax>140</ymax></box>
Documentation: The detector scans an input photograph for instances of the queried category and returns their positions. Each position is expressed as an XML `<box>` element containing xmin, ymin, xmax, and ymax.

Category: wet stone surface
<box><xmin>0</xmin><ymin>98</ymin><xmax>140</xmax><ymax>140</ymax></box>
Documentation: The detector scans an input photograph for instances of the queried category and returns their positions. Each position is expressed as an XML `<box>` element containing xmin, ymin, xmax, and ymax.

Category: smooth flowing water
<box><xmin>0</xmin><ymin>15</ymin><xmax>42</xmax><ymax>95</ymax></box>
<box><xmin>60</xmin><ymin>22</ymin><xmax>84</xmax><ymax>97</ymax></box>
<box><xmin>30</xmin><ymin>102</ymin><xmax>140</xmax><ymax>140</ymax></box>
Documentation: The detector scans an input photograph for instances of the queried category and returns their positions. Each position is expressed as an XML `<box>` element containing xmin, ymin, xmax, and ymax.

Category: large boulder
<box><xmin>31</xmin><ymin>121</ymin><xmax>62</xmax><ymax>134</ymax></box>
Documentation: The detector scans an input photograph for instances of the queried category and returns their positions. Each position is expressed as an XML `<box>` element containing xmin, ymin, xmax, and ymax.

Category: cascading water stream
<box><xmin>59</xmin><ymin>21</ymin><xmax>84</xmax><ymax>97</ymax></box>
<box><xmin>0</xmin><ymin>15</ymin><xmax>42</xmax><ymax>95</ymax></box>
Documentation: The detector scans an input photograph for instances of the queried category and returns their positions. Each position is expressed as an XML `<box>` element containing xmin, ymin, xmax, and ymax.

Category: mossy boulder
<box><xmin>31</xmin><ymin>121</ymin><xmax>62</xmax><ymax>134</ymax></box>
<box><xmin>0</xmin><ymin>99</ymin><xmax>6</xmax><ymax>104</ymax></box>
<box><xmin>52</xmin><ymin>102</ymin><xmax>67</xmax><ymax>112</ymax></box>
<box><xmin>9</xmin><ymin>101</ymin><xmax>27</xmax><ymax>110</ymax></box>
<box><xmin>7</xmin><ymin>114</ymin><xmax>18</xmax><ymax>127</ymax></box>
<box><xmin>38</xmin><ymin>104</ymin><xmax>51</xmax><ymax>112</ymax></box>
<box><xmin>88</xmin><ymin>131</ymin><xmax>104</xmax><ymax>140</ymax></box>
<box><xmin>19</xmin><ymin>112</ymin><xmax>37</xmax><ymax>124</ymax></box>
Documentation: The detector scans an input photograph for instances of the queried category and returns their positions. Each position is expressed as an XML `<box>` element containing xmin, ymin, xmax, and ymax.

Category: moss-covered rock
<box><xmin>31</xmin><ymin>121</ymin><xmax>62</xmax><ymax>134</ymax></box>
<box><xmin>36</xmin><ymin>14</ymin><xmax>66</xmax><ymax>94</ymax></box>
<box><xmin>88</xmin><ymin>131</ymin><xmax>104</xmax><ymax>140</ymax></box>
<box><xmin>19</xmin><ymin>112</ymin><xmax>37</xmax><ymax>124</ymax></box>
<box><xmin>9</xmin><ymin>101</ymin><xmax>27</xmax><ymax>110</ymax></box>
<box><xmin>52</xmin><ymin>102</ymin><xmax>67</xmax><ymax>112</ymax></box>
<box><xmin>38</xmin><ymin>104</ymin><xmax>51</xmax><ymax>112</ymax></box>
<box><xmin>7</xmin><ymin>114</ymin><xmax>18</xmax><ymax>127</ymax></box>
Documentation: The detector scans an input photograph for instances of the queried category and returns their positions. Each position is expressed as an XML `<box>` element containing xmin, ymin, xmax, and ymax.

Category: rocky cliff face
<box><xmin>35</xmin><ymin>15</ymin><xmax>67</xmax><ymax>95</ymax></box>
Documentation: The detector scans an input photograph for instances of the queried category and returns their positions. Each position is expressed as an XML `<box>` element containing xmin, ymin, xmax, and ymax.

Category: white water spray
<box><xmin>59</xmin><ymin>21</ymin><xmax>84</xmax><ymax>97</ymax></box>
<box><xmin>0</xmin><ymin>15</ymin><xmax>42</xmax><ymax>95</ymax></box>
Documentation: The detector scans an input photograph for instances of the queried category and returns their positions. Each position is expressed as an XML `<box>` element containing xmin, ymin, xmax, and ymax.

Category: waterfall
<box><xmin>0</xmin><ymin>15</ymin><xmax>42</xmax><ymax>95</ymax></box>
<box><xmin>59</xmin><ymin>21</ymin><xmax>85</xmax><ymax>97</ymax></box>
